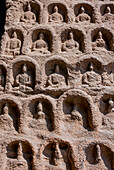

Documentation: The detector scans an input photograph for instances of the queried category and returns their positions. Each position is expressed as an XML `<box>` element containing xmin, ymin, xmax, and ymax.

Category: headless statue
<box><xmin>71</xmin><ymin>103</ymin><xmax>82</xmax><ymax>121</ymax></box>
<box><xmin>49</xmin><ymin>6</ymin><xmax>63</xmax><ymax>23</ymax></box>
<box><xmin>0</xmin><ymin>68</ymin><xmax>5</xmax><ymax>90</ymax></box>
<box><xmin>102</xmin><ymin>6</ymin><xmax>114</xmax><ymax>22</ymax></box>
<box><xmin>82</xmin><ymin>62</ymin><xmax>101</xmax><ymax>87</ymax></box>
<box><xmin>76</xmin><ymin>6</ymin><xmax>91</xmax><ymax>23</ymax></box>
<box><xmin>15</xmin><ymin>64</ymin><xmax>33</xmax><ymax>92</ymax></box>
<box><xmin>32</xmin><ymin>33</ymin><xmax>50</xmax><ymax>54</ymax></box>
<box><xmin>20</xmin><ymin>3</ymin><xmax>36</xmax><ymax>23</ymax></box>
<box><xmin>5</xmin><ymin>32</ymin><xmax>21</xmax><ymax>56</ymax></box>
<box><xmin>62</xmin><ymin>31</ymin><xmax>79</xmax><ymax>53</ymax></box>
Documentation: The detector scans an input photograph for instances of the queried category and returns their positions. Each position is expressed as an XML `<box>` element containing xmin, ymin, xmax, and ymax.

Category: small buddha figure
<box><xmin>75</xmin><ymin>6</ymin><xmax>91</xmax><ymax>23</ymax></box>
<box><xmin>53</xmin><ymin>143</ymin><xmax>64</xmax><ymax>167</ymax></box>
<box><xmin>5</xmin><ymin>32</ymin><xmax>21</xmax><ymax>56</ymax></box>
<box><xmin>82</xmin><ymin>62</ymin><xmax>101</xmax><ymax>87</ymax></box>
<box><xmin>33</xmin><ymin>102</ymin><xmax>45</xmax><ymax>119</ymax></box>
<box><xmin>71</xmin><ymin>102</ymin><xmax>82</xmax><ymax>121</ymax></box>
<box><xmin>62</xmin><ymin>31</ymin><xmax>79</xmax><ymax>53</ymax></box>
<box><xmin>20</xmin><ymin>3</ymin><xmax>36</xmax><ymax>23</ymax></box>
<box><xmin>15</xmin><ymin>63</ymin><xmax>33</xmax><ymax>93</ymax></box>
<box><xmin>106</xmin><ymin>98</ymin><xmax>114</xmax><ymax>113</ymax></box>
<box><xmin>48</xmin><ymin>6</ymin><xmax>63</xmax><ymax>23</ymax></box>
<box><xmin>0</xmin><ymin>68</ymin><xmax>5</xmax><ymax>91</ymax></box>
<box><xmin>47</xmin><ymin>64</ymin><xmax>66</xmax><ymax>88</ymax></box>
<box><xmin>92</xmin><ymin>31</ymin><xmax>108</xmax><ymax>51</ymax></box>
<box><xmin>102</xmin><ymin>6</ymin><xmax>114</xmax><ymax>22</ymax></box>
<box><xmin>102</xmin><ymin>68</ymin><xmax>113</xmax><ymax>86</ymax></box>
<box><xmin>96</xmin><ymin>144</ymin><xmax>101</xmax><ymax>163</ymax></box>
<box><xmin>0</xmin><ymin>104</ymin><xmax>14</xmax><ymax>131</ymax></box>
<box><xmin>32</xmin><ymin>33</ymin><xmax>50</xmax><ymax>54</ymax></box>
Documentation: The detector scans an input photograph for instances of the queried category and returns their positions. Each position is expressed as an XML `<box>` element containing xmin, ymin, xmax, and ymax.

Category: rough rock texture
<box><xmin>0</xmin><ymin>0</ymin><xmax>114</xmax><ymax>169</ymax></box>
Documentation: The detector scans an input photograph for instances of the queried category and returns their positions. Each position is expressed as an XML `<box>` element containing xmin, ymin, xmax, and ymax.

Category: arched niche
<box><xmin>85</xmin><ymin>143</ymin><xmax>114</xmax><ymax>170</ymax></box>
<box><xmin>6</xmin><ymin>140</ymin><xmax>34</xmax><ymax>170</ymax></box>
<box><xmin>74</xmin><ymin>3</ymin><xmax>95</xmax><ymax>23</ymax></box>
<box><xmin>21</xmin><ymin>1</ymin><xmax>41</xmax><ymax>23</ymax></box>
<box><xmin>63</xmin><ymin>93</ymin><xmax>94</xmax><ymax>131</ymax></box>
<box><xmin>0</xmin><ymin>0</ymin><xmax>6</xmax><ymax>39</ymax></box>
<box><xmin>0</xmin><ymin>98</ymin><xmax>21</xmax><ymax>132</ymax></box>
<box><xmin>48</xmin><ymin>3</ymin><xmax>68</xmax><ymax>23</ymax></box>
<box><xmin>29</xmin><ymin>97</ymin><xmax>55</xmax><ymax>132</ymax></box>
<box><xmin>32</xmin><ymin>29</ymin><xmax>53</xmax><ymax>53</ymax></box>
<box><xmin>45</xmin><ymin>57</ymin><xmax>69</xmax><ymax>86</ymax></box>
<box><xmin>0</xmin><ymin>63</ymin><xmax>7</xmax><ymax>90</ymax></box>
<box><xmin>61</xmin><ymin>29</ymin><xmax>85</xmax><ymax>53</ymax></box>
<box><xmin>4</xmin><ymin>28</ymin><xmax>24</xmax><ymax>56</ymax></box>
<box><xmin>12</xmin><ymin>60</ymin><xmax>36</xmax><ymax>93</ymax></box>
<box><xmin>41</xmin><ymin>139</ymin><xmax>75</xmax><ymax>169</ymax></box>
<box><xmin>91</xmin><ymin>28</ymin><xmax>114</xmax><ymax>52</ymax></box>
<box><xmin>100</xmin><ymin>4</ymin><xmax>114</xmax><ymax>16</ymax></box>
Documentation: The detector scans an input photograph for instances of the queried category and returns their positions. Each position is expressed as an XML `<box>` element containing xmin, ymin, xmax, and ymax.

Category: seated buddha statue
<box><xmin>62</xmin><ymin>31</ymin><xmax>79</xmax><ymax>53</ymax></box>
<box><xmin>102</xmin><ymin>6</ymin><xmax>114</xmax><ymax>22</ymax></box>
<box><xmin>82</xmin><ymin>62</ymin><xmax>101</xmax><ymax>87</ymax></box>
<box><xmin>102</xmin><ymin>68</ymin><xmax>113</xmax><ymax>86</ymax></box>
<box><xmin>32</xmin><ymin>33</ymin><xmax>50</xmax><ymax>54</ymax></box>
<box><xmin>71</xmin><ymin>102</ymin><xmax>82</xmax><ymax>121</ymax></box>
<box><xmin>5</xmin><ymin>32</ymin><xmax>21</xmax><ymax>56</ymax></box>
<box><xmin>33</xmin><ymin>102</ymin><xmax>45</xmax><ymax>119</ymax></box>
<box><xmin>20</xmin><ymin>3</ymin><xmax>36</xmax><ymax>23</ymax></box>
<box><xmin>0</xmin><ymin>68</ymin><xmax>5</xmax><ymax>91</ymax></box>
<box><xmin>75</xmin><ymin>6</ymin><xmax>91</xmax><ymax>23</ymax></box>
<box><xmin>15</xmin><ymin>63</ymin><xmax>33</xmax><ymax>92</ymax></box>
<box><xmin>48</xmin><ymin>6</ymin><xmax>63</xmax><ymax>23</ymax></box>
<box><xmin>47</xmin><ymin>64</ymin><xmax>66</xmax><ymax>88</ymax></box>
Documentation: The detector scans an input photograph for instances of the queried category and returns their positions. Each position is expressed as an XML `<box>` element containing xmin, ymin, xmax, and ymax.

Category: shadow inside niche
<box><xmin>0</xmin><ymin>0</ymin><xmax>6</xmax><ymax>40</ymax></box>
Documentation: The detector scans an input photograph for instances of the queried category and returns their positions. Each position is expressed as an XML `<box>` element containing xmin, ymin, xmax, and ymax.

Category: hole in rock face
<box><xmin>0</xmin><ymin>0</ymin><xmax>6</xmax><ymax>40</ymax></box>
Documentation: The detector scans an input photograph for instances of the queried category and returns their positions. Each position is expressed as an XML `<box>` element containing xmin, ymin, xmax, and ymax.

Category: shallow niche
<box><xmin>45</xmin><ymin>59</ymin><xmax>68</xmax><ymax>88</ymax></box>
<box><xmin>29</xmin><ymin>98</ymin><xmax>54</xmax><ymax>132</ymax></box>
<box><xmin>0</xmin><ymin>100</ymin><xmax>20</xmax><ymax>132</ymax></box>
<box><xmin>0</xmin><ymin>65</ymin><xmax>6</xmax><ymax>91</ymax></box>
<box><xmin>74</xmin><ymin>3</ymin><xmax>95</xmax><ymax>23</ymax></box>
<box><xmin>42</xmin><ymin>141</ymin><xmax>75</xmax><ymax>170</ymax></box>
<box><xmin>63</xmin><ymin>95</ymin><xmax>94</xmax><ymax>130</ymax></box>
<box><xmin>91</xmin><ymin>28</ymin><xmax>113</xmax><ymax>52</ymax></box>
<box><xmin>4</xmin><ymin>29</ymin><xmax>23</xmax><ymax>56</ymax></box>
<box><xmin>31</xmin><ymin>29</ymin><xmax>52</xmax><ymax>54</ymax></box>
<box><xmin>61</xmin><ymin>29</ymin><xmax>85</xmax><ymax>53</ymax></box>
<box><xmin>6</xmin><ymin>141</ymin><xmax>34</xmax><ymax>170</ymax></box>
<box><xmin>85</xmin><ymin>143</ymin><xmax>114</xmax><ymax>170</ymax></box>
<box><xmin>48</xmin><ymin>3</ymin><xmax>68</xmax><ymax>23</ymax></box>
<box><xmin>100</xmin><ymin>4</ymin><xmax>114</xmax><ymax>22</ymax></box>
<box><xmin>20</xmin><ymin>2</ymin><xmax>40</xmax><ymax>23</ymax></box>
<box><xmin>13</xmin><ymin>61</ymin><xmax>35</xmax><ymax>93</ymax></box>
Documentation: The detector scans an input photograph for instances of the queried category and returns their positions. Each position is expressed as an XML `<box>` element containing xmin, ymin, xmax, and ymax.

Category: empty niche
<box><xmin>31</xmin><ymin>29</ymin><xmax>52</xmax><ymax>54</ymax></box>
<box><xmin>85</xmin><ymin>143</ymin><xmax>114</xmax><ymax>170</ymax></box>
<box><xmin>63</xmin><ymin>95</ymin><xmax>94</xmax><ymax>130</ymax></box>
<box><xmin>45</xmin><ymin>59</ymin><xmax>68</xmax><ymax>88</ymax></box>
<box><xmin>30</xmin><ymin>98</ymin><xmax>54</xmax><ymax>132</ymax></box>
<box><xmin>48</xmin><ymin>3</ymin><xmax>68</xmax><ymax>23</ymax></box>
<box><xmin>91</xmin><ymin>28</ymin><xmax>113</xmax><ymax>52</ymax></box>
<box><xmin>6</xmin><ymin>141</ymin><xmax>34</xmax><ymax>170</ymax></box>
<box><xmin>20</xmin><ymin>1</ymin><xmax>40</xmax><ymax>23</ymax></box>
<box><xmin>74</xmin><ymin>3</ymin><xmax>95</xmax><ymax>23</ymax></box>
<box><xmin>100</xmin><ymin>4</ymin><xmax>114</xmax><ymax>22</ymax></box>
<box><xmin>42</xmin><ymin>141</ymin><xmax>75</xmax><ymax>169</ymax></box>
<box><xmin>0</xmin><ymin>0</ymin><xmax>6</xmax><ymax>39</ymax></box>
<box><xmin>0</xmin><ymin>100</ymin><xmax>20</xmax><ymax>132</ymax></box>
<box><xmin>13</xmin><ymin>61</ymin><xmax>35</xmax><ymax>93</ymax></box>
<box><xmin>61</xmin><ymin>29</ymin><xmax>85</xmax><ymax>53</ymax></box>
<box><xmin>4</xmin><ymin>29</ymin><xmax>23</xmax><ymax>56</ymax></box>
<box><xmin>0</xmin><ymin>65</ymin><xmax>6</xmax><ymax>91</ymax></box>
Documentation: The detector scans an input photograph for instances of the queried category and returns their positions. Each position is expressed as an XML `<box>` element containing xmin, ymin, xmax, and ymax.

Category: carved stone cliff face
<box><xmin>0</xmin><ymin>0</ymin><xmax>113</xmax><ymax>169</ymax></box>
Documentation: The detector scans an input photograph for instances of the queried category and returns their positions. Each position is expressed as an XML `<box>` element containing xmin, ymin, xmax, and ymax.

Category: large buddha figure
<box><xmin>62</xmin><ymin>31</ymin><xmax>79</xmax><ymax>53</ymax></box>
<box><xmin>5</xmin><ymin>32</ymin><xmax>21</xmax><ymax>56</ymax></box>
<box><xmin>48</xmin><ymin>6</ymin><xmax>63</xmax><ymax>23</ymax></box>
<box><xmin>15</xmin><ymin>64</ymin><xmax>33</xmax><ymax>92</ymax></box>
<box><xmin>33</xmin><ymin>102</ymin><xmax>45</xmax><ymax>119</ymax></box>
<box><xmin>0</xmin><ymin>68</ymin><xmax>5</xmax><ymax>91</ymax></box>
<box><xmin>102</xmin><ymin>6</ymin><xmax>114</xmax><ymax>22</ymax></box>
<box><xmin>20</xmin><ymin>3</ymin><xmax>36</xmax><ymax>23</ymax></box>
<box><xmin>92</xmin><ymin>31</ymin><xmax>108</xmax><ymax>51</ymax></box>
<box><xmin>0</xmin><ymin>104</ymin><xmax>14</xmax><ymax>131</ymax></box>
<box><xmin>82</xmin><ymin>62</ymin><xmax>101</xmax><ymax>87</ymax></box>
<box><xmin>47</xmin><ymin>64</ymin><xmax>66</xmax><ymax>88</ymax></box>
<box><xmin>32</xmin><ymin>33</ymin><xmax>50</xmax><ymax>54</ymax></box>
<box><xmin>75</xmin><ymin>6</ymin><xmax>91</xmax><ymax>23</ymax></box>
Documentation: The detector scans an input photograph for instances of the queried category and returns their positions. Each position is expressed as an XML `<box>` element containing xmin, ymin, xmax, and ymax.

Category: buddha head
<box><xmin>22</xmin><ymin>63</ymin><xmax>27</xmax><ymax>73</ymax></box>
<box><xmin>12</xmin><ymin>32</ymin><xmax>17</xmax><ymax>39</ymax></box>
<box><xmin>80</xmin><ymin>6</ymin><xmax>85</xmax><ymax>14</ymax></box>
<box><xmin>55</xmin><ymin>64</ymin><xmax>60</xmax><ymax>74</ymax></box>
<box><xmin>54</xmin><ymin>6</ymin><xmax>58</xmax><ymax>13</ymax></box>
<box><xmin>88</xmin><ymin>62</ymin><xmax>94</xmax><ymax>71</ymax></box>
<box><xmin>105</xmin><ymin>6</ymin><xmax>111</xmax><ymax>14</ymax></box>
<box><xmin>27</xmin><ymin>3</ymin><xmax>31</xmax><ymax>11</ymax></box>
<box><xmin>97</xmin><ymin>31</ymin><xmax>103</xmax><ymax>40</ymax></box>
<box><xmin>39</xmin><ymin>33</ymin><xmax>44</xmax><ymax>40</ymax></box>
<box><xmin>69</xmin><ymin>31</ymin><xmax>74</xmax><ymax>40</ymax></box>
<box><xmin>37</xmin><ymin>102</ymin><xmax>43</xmax><ymax>112</ymax></box>
<box><xmin>3</xmin><ymin>104</ymin><xmax>9</xmax><ymax>115</ymax></box>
